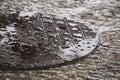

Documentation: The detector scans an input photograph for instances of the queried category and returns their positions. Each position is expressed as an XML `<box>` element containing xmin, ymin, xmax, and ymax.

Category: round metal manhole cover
<box><xmin>0</xmin><ymin>13</ymin><xmax>99</xmax><ymax>70</ymax></box>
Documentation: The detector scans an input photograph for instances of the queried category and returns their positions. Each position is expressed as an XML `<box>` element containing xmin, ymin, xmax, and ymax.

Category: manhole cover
<box><xmin>0</xmin><ymin>13</ymin><xmax>99</xmax><ymax>70</ymax></box>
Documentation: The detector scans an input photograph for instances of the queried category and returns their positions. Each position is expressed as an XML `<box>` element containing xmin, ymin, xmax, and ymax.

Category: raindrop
<box><xmin>75</xmin><ymin>47</ymin><xmax>78</xmax><ymax>48</ymax></box>
<box><xmin>73</xmin><ymin>51</ymin><xmax>77</xmax><ymax>52</ymax></box>
<box><xmin>87</xmin><ymin>46</ymin><xmax>91</xmax><ymax>48</ymax></box>
<box><xmin>70</xmin><ymin>50</ymin><xmax>73</xmax><ymax>51</ymax></box>
<box><xmin>80</xmin><ymin>49</ymin><xmax>84</xmax><ymax>51</ymax></box>
<box><xmin>82</xmin><ymin>42</ymin><xmax>85</xmax><ymax>44</ymax></box>
<box><xmin>78</xmin><ymin>45</ymin><xmax>81</xmax><ymax>47</ymax></box>
<box><xmin>87</xmin><ymin>42</ymin><xmax>90</xmax><ymax>44</ymax></box>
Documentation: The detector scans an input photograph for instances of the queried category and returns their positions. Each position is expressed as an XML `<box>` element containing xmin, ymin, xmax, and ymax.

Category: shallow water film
<box><xmin>0</xmin><ymin>0</ymin><xmax>120</xmax><ymax>80</ymax></box>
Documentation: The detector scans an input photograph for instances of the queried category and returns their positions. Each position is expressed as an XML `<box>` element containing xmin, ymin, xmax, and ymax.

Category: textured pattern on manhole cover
<box><xmin>0</xmin><ymin>13</ymin><xmax>99</xmax><ymax>70</ymax></box>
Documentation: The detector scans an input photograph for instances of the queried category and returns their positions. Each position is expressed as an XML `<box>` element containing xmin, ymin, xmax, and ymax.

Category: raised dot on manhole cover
<box><xmin>0</xmin><ymin>13</ymin><xmax>99</xmax><ymax>70</ymax></box>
